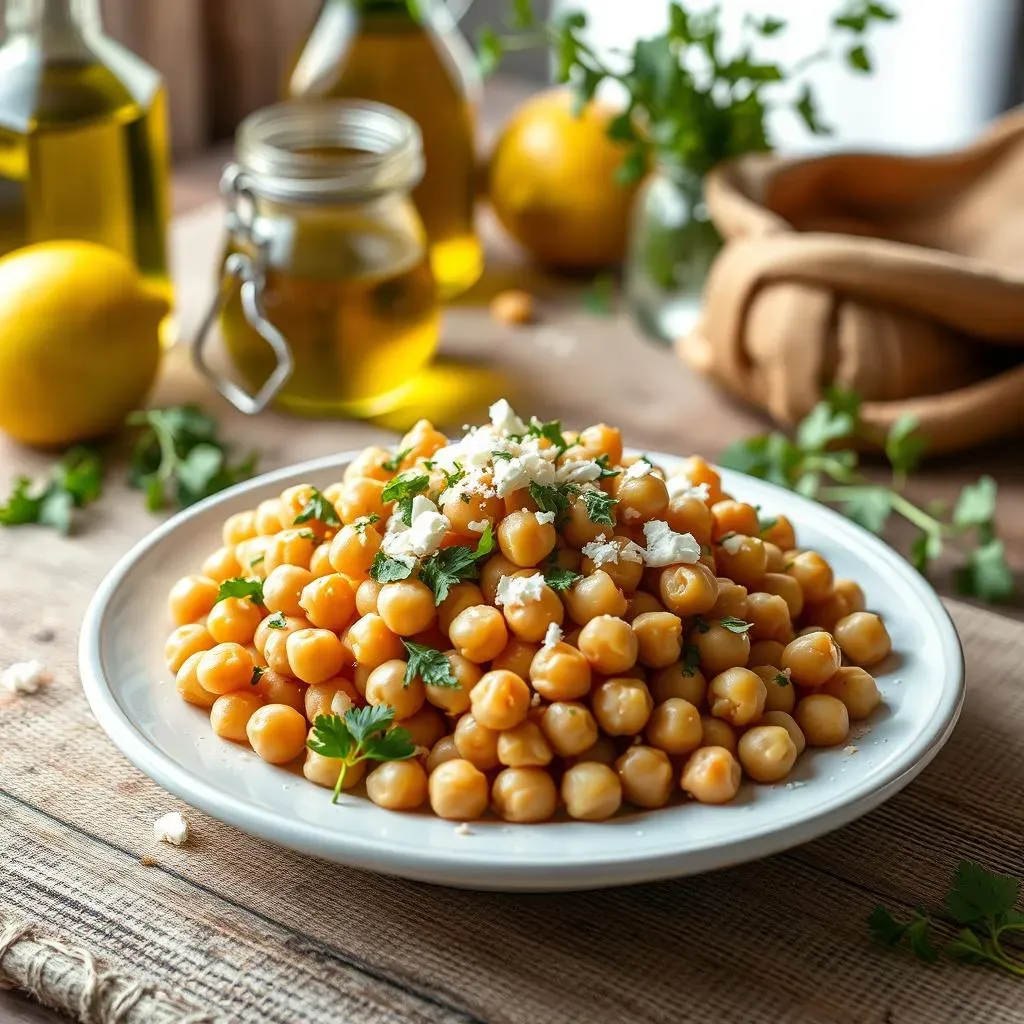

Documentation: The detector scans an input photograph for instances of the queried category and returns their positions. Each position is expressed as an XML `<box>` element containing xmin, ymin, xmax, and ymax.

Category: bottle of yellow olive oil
<box><xmin>286</xmin><ymin>0</ymin><xmax>483</xmax><ymax>300</ymax></box>
<box><xmin>0</xmin><ymin>0</ymin><xmax>171</xmax><ymax>305</ymax></box>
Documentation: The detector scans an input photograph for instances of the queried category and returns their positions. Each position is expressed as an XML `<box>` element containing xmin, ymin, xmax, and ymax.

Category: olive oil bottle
<box><xmin>0</xmin><ymin>0</ymin><xmax>171</xmax><ymax>303</ymax></box>
<box><xmin>286</xmin><ymin>0</ymin><xmax>483</xmax><ymax>300</ymax></box>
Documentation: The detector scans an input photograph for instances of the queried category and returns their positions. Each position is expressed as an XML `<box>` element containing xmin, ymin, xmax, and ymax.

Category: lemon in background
<box><xmin>487</xmin><ymin>88</ymin><xmax>642</xmax><ymax>270</ymax></box>
<box><xmin>0</xmin><ymin>241</ymin><xmax>166</xmax><ymax>447</ymax></box>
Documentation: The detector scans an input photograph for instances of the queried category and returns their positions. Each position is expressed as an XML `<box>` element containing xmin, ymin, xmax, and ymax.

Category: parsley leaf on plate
<box><xmin>402</xmin><ymin>641</ymin><xmax>459</xmax><ymax>689</ymax></box>
<box><xmin>216</xmin><ymin>577</ymin><xmax>265</xmax><ymax>605</ymax></box>
<box><xmin>581</xmin><ymin>489</ymin><xmax>617</xmax><ymax>526</ymax></box>
<box><xmin>293</xmin><ymin>487</ymin><xmax>341</xmax><ymax>528</ymax></box>
<box><xmin>369</xmin><ymin>552</ymin><xmax>415</xmax><ymax>584</ymax></box>
<box><xmin>418</xmin><ymin>524</ymin><xmax>495</xmax><ymax>604</ymax></box>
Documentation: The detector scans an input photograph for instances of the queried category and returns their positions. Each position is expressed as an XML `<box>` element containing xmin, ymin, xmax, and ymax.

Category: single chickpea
<box><xmin>355</xmin><ymin>578</ymin><xmax>383</xmax><ymax>617</ymax></box>
<box><xmin>708</xmin><ymin>667</ymin><xmax>767</xmax><ymax>727</ymax></box>
<box><xmin>615</xmin><ymin>745</ymin><xmax>674</xmax><ymax>809</ymax></box>
<box><xmin>426</xmin><ymin>735</ymin><xmax>461</xmax><ymax>773</ymax></box>
<box><xmin>469</xmin><ymin>670</ymin><xmax>531</xmax><ymax>730</ymax></box>
<box><xmin>397</xmin><ymin>705</ymin><xmax>446</xmax><ymax>749</ymax></box>
<box><xmin>751</xmin><ymin>665</ymin><xmax>796</xmax><ymax>714</ymax></box>
<box><xmin>304</xmin><ymin>678</ymin><xmax>358</xmax><ymax>723</ymax></box>
<box><xmin>680</xmin><ymin>746</ymin><xmax>742</xmax><ymax>804</ymax></box>
<box><xmin>614</xmin><ymin>473</ymin><xmax>669</xmax><ymax>524</ymax></box>
<box><xmin>738</xmin><ymin>726</ymin><xmax>798</xmax><ymax>783</ymax></box>
<box><xmin>646</xmin><ymin>697</ymin><xmax>703</xmax><ymax>755</ymax></box>
<box><xmin>780</xmin><ymin>631</ymin><xmax>842</xmax><ymax>688</ymax></box>
<box><xmin>651</xmin><ymin>663</ymin><xmax>707</xmax><ymax>706</ymax></box>
<box><xmin>210</xmin><ymin>691</ymin><xmax>265</xmax><ymax>743</ymax></box>
<box><xmin>760</xmin><ymin>572</ymin><xmax>805</xmax><ymax>619</ymax></box>
<box><xmin>564</xmin><ymin>735</ymin><xmax>618</xmax><ymax>768</ymax></box>
<box><xmin>744</xmin><ymin>592</ymin><xmax>793</xmax><ymax>644</ymax></box>
<box><xmin>562</xmin><ymin>492</ymin><xmax>615</xmax><ymax>548</ymax></box>
<box><xmin>197</xmin><ymin>643</ymin><xmax>255</xmax><ymax>696</ymax></box>
<box><xmin>298</xmin><ymin>574</ymin><xmax>357</xmax><ymax>633</ymax></box>
<box><xmin>309</xmin><ymin>543</ymin><xmax>333</xmax><ymax>578</ymax></box>
<box><xmin>540</xmin><ymin>702</ymin><xmax>599</xmax><ymax>757</ymax></box>
<box><xmin>338</xmin><ymin>477</ymin><xmax>388</xmax><ymax>525</ymax></box>
<box><xmin>663</xmin><ymin>494</ymin><xmax>713</xmax><ymax>547</ymax></box>
<box><xmin>580</xmin><ymin>537</ymin><xmax>645</xmax><ymax>595</ymax></box>
<box><xmin>502</xmin><ymin>584</ymin><xmax>565</xmax><ymax>643</ymax></box>
<box><xmin>699</xmin><ymin>716</ymin><xmax>737</xmax><ymax>755</ymax></box>
<box><xmin>658</xmin><ymin>563</ymin><xmax>718</xmax><ymax>617</ymax></box>
<box><xmin>422</xmin><ymin>651</ymin><xmax>478</xmax><ymax>715</ymax></box>
<box><xmin>280</xmin><ymin>484</ymin><xmax>321</xmax><ymax>526</ymax></box>
<box><xmin>453</xmin><ymin>713</ymin><xmax>500</xmax><ymax>770</ymax></box>
<box><xmin>222</xmin><ymin>511</ymin><xmax>258</xmax><ymax>547</ymax></box>
<box><xmin>344</xmin><ymin>446</ymin><xmax>393</xmax><ymax>484</ymax></box>
<box><xmin>328</xmin><ymin>522</ymin><xmax>382</xmax><ymax>581</ymax></box>
<box><xmin>438</xmin><ymin>582</ymin><xmax>485</xmax><ymax>636</ymax></box>
<box><xmin>748</xmin><ymin>639</ymin><xmax>786</xmax><ymax>668</ymax></box>
<box><xmin>167</xmin><ymin>574</ymin><xmax>219</xmax><ymax>626</ymax></box>
<box><xmin>175</xmin><ymin>651</ymin><xmax>217</xmax><ymax>708</ymax></box>
<box><xmin>832</xmin><ymin>612</ymin><xmax>891</xmax><ymax>667</ymax></box>
<box><xmin>763</xmin><ymin>542</ymin><xmax>786</xmax><ymax>574</ymax></box>
<box><xmin>364</xmin><ymin>659</ymin><xmax>425</xmax><ymax>720</ymax></box>
<box><xmin>344</xmin><ymin>613</ymin><xmax>405</xmax><ymax>669</ymax></box>
<box><xmin>564</xmin><ymin>569</ymin><xmax>628</xmax><ymax>625</ymax></box>
<box><xmin>398</xmin><ymin>419</ymin><xmax>448</xmax><ymax>462</ymax></box>
<box><xmin>441</xmin><ymin>489</ymin><xmax>504</xmax><ymax>536</ymax></box>
<box><xmin>260</xmin><ymin>618</ymin><xmax>308</xmax><ymax>675</ymax></box>
<box><xmin>497</xmin><ymin>510</ymin><xmax>557</xmax><ymax>567</ymax></box>
<box><xmin>366</xmin><ymin>760</ymin><xmax>429</xmax><ymax>811</ymax></box>
<box><xmin>479</xmin><ymin>639</ymin><xmax>532</xmax><ymax>682</ymax></box>
<box><xmin>711</xmin><ymin>500</ymin><xmax>760</xmax><ymax>540</ymax></box>
<box><xmin>429</xmin><ymin>759</ymin><xmax>490</xmax><ymax>820</ymax></box>
<box><xmin>561</xmin><ymin>762</ymin><xmax>623</xmax><ymax>821</ymax></box>
<box><xmin>202</xmin><ymin>545</ymin><xmax>241</xmax><ymax>583</ymax></box>
<box><xmin>801</xmin><ymin>591</ymin><xmax>854</xmax><ymax>632</ymax></box>
<box><xmin>235</xmin><ymin>537</ymin><xmax>271</xmax><ymax>579</ymax></box>
<box><xmin>448</xmin><ymin>605</ymin><xmax>508</xmax><ymax>663</ymax></box>
<box><xmin>164</xmin><ymin>623</ymin><xmax>215</xmax><ymax>673</ymax></box>
<box><xmin>253</xmin><ymin>669</ymin><xmax>306</xmax><ymax>713</ymax></box>
<box><xmin>479</xmin><ymin>553</ymin><xmax>519</xmax><ymax>605</ymax></box>
<box><xmin>254</xmin><ymin>498</ymin><xmax>285</xmax><ymax>535</ymax></box>
<box><xmin>577</xmin><ymin>615</ymin><xmax>639</xmax><ymax>675</ymax></box>
<box><xmin>631</xmin><ymin>611</ymin><xmax>683</xmax><ymax>669</ymax></box>
<box><xmin>286</xmin><ymin>628</ymin><xmax>346</xmax><ymax>685</ymax></box>
<box><xmin>497</xmin><ymin>720</ymin><xmax>554</xmax><ymax>767</ymax></box>
<box><xmin>624</xmin><ymin>590</ymin><xmax>666</xmax><ymax>622</ymax></box>
<box><xmin>246</xmin><ymin>704</ymin><xmax>308</xmax><ymax>764</ymax></box>
<box><xmin>833</xmin><ymin>579</ymin><xmax>866</xmax><ymax>613</ymax></box>
<box><xmin>263</xmin><ymin>529</ymin><xmax>317</xmax><ymax>575</ymax></box>
<box><xmin>821</xmin><ymin>666</ymin><xmax>882</xmax><ymax>720</ymax></box>
<box><xmin>491</xmin><ymin>767</ymin><xmax>558</xmax><ymax>823</ymax></box>
<box><xmin>592</xmin><ymin>677</ymin><xmax>654</xmax><ymax>736</ymax></box>
<box><xmin>761</xmin><ymin>514</ymin><xmax>796</xmax><ymax>551</ymax></box>
<box><xmin>693</xmin><ymin>620</ymin><xmax>751</xmax><ymax>678</ymax></box>
<box><xmin>304</xmin><ymin>749</ymin><xmax>366</xmax><ymax>791</ymax></box>
<box><xmin>715</xmin><ymin>535</ymin><xmax>768</xmax><ymax>590</ymax></box>
<box><xmin>786</xmin><ymin>551</ymin><xmax>834</xmax><ymax>602</ymax></box>
<box><xmin>709</xmin><ymin>577</ymin><xmax>748</xmax><ymax>620</ymax></box>
<box><xmin>377</xmin><ymin>579</ymin><xmax>437</xmax><ymax>636</ymax></box>
<box><xmin>795</xmin><ymin>694</ymin><xmax>850</xmax><ymax>747</ymax></box>
<box><xmin>756</xmin><ymin>710</ymin><xmax>806</xmax><ymax>754</ymax></box>
<box><xmin>206</xmin><ymin>597</ymin><xmax>263</xmax><ymax>645</ymax></box>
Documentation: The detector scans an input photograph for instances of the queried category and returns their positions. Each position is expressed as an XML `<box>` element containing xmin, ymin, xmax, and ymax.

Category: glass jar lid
<box><xmin>233</xmin><ymin>100</ymin><xmax>424</xmax><ymax>204</ymax></box>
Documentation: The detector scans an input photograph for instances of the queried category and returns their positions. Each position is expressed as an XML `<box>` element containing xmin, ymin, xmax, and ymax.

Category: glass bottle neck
<box><xmin>5</xmin><ymin>0</ymin><xmax>102</xmax><ymax>40</ymax></box>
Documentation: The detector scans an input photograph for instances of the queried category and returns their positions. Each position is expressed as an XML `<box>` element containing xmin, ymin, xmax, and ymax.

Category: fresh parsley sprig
<box><xmin>870</xmin><ymin>861</ymin><xmax>1024</xmax><ymax>978</ymax></box>
<box><xmin>369</xmin><ymin>553</ymin><xmax>416</xmax><ymax>584</ymax></box>
<box><xmin>419</xmin><ymin>524</ymin><xmax>496</xmax><ymax>604</ymax></box>
<box><xmin>402</xmin><ymin>641</ymin><xmax>460</xmax><ymax>689</ymax></box>
<box><xmin>308</xmin><ymin>706</ymin><xmax>416</xmax><ymax>804</ymax></box>
<box><xmin>581</xmin><ymin>489</ymin><xmax>618</xmax><ymax>527</ymax></box>
<box><xmin>381</xmin><ymin>447</ymin><xmax>412</xmax><ymax>473</ymax></box>
<box><xmin>293</xmin><ymin>487</ymin><xmax>340</xmax><ymax>528</ymax></box>
<box><xmin>128</xmin><ymin>405</ymin><xmax>258</xmax><ymax>512</ymax></box>
<box><xmin>720</xmin><ymin>388</ymin><xmax>1015</xmax><ymax>603</ymax></box>
<box><xmin>0</xmin><ymin>446</ymin><xmax>103</xmax><ymax>534</ymax></box>
<box><xmin>215</xmin><ymin>577</ymin><xmax>265</xmax><ymax>606</ymax></box>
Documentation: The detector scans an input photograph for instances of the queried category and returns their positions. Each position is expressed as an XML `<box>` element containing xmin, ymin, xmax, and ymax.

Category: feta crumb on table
<box><xmin>1</xmin><ymin>660</ymin><xmax>48</xmax><ymax>695</ymax></box>
<box><xmin>153</xmin><ymin>812</ymin><xmax>190</xmax><ymax>847</ymax></box>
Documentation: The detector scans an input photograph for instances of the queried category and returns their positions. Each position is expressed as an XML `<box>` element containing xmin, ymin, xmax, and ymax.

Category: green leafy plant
<box><xmin>870</xmin><ymin>861</ymin><xmax>1024</xmax><ymax>978</ymax></box>
<box><xmin>480</xmin><ymin>1</ymin><xmax>896</xmax><ymax>182</ymax></box>
<box><xmin>721</xmin><ymin>389</ymin><xmax>1014</xmax><ymax>602</ymax></box>
<box><xmin>128</xmin><ymin>405</ymin><xmax>258</xmax><ymax>512</ymax></box>
<box><xmin>0</xmin><ymin>446</ymin><xmax>103</xmax><ymax>534</ymax></box>
<box><xmin>402</xmin><ymin>641</ymin><xmax>459</xmax><ymax>689</ymax></box>
<box><xmin>307</xmin><ymin>706</ymin><xmax>416</xmax><ymax>804</ymax></box>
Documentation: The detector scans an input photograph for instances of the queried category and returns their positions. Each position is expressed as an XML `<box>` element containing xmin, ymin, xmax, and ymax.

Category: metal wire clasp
<box><xmin>191</xmin><ymin>164</ymin><xmax>294</xmax><ymax>415</ymax></box>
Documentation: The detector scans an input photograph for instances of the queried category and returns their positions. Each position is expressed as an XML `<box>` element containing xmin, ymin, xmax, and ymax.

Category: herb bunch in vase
<box><xmin>480</xmin><ymin>1</ymin><xmax>896</xmax><ymax>343</ymax></box>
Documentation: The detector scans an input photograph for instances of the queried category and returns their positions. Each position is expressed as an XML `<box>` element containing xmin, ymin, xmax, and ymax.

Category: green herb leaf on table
<box><xmin>215</xmin><ymin>577</ymin><xmax>265</xmax><ymax>606</ymax></box>
<box><xmin>885</xmin><ymin>414</ymin><xmax>925</xmax><ymax>477</ymax></box>
<box><xmin>0</xmin><ymin>446</ymin><xmax>103</xmax><ymax>534</ymax></box>
<box><xmin>402</xmin><ymin>641</ymin><xmax>459</xmax><ymax>689</ymax></box>
<box><xmin>945</xmin><ymin>860</ymin><xmax>1021</xmax><ymax>926</ymax></box>
<box><xmin>418</xmin><ymin>524</ymin><xmax>495</xmax><ymax>604</ymax></box>
<box><xmin>293</xmin><ymin>487</ymin><xmax>341</xmax><ymax>528</ymax></box>
<box><xmin>581</xmin><ymin>489</ymin><xmax>617</xmax><ymax>526</ymax></box>
<box><xmin>308</xmin><ymin>707</ymin><xmax>416</xmax><ymax>804</ymax></box>
<box><xmin>369</xmin><ymin>552</ymin><xmax>415</xmax><ymax>584</ymax></box>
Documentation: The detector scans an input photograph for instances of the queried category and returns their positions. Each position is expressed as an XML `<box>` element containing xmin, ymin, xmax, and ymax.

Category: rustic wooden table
<box><xmin>2</xmin><ymin>84</ymin><xmax>1023</xmax><ymax>1024</ymax></box>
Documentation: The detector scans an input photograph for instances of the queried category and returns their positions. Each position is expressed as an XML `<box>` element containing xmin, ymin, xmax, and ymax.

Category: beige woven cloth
<box><xmin>681</xmin><ymin>107</ymin><xmax>1024</xmax><ymax>454</ymax></box>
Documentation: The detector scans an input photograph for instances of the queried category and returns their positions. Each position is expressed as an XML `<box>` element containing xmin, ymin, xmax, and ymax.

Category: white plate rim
<box><xmin>79</xmin><ymin>451</ymin><xmax>965</xmax><ymax>890</ymax></box>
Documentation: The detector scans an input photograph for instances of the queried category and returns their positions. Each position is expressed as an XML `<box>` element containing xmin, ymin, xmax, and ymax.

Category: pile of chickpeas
<box><xmin>164</xmin><ymin>414</ymin><xmax>892</xmax><ymax>824</ymax></box>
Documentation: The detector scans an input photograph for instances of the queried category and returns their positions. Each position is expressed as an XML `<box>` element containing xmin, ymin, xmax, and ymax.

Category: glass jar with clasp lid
<box><xmin>194</xmin><ymin>100</ymin><xmax>439</xmax><ymax>417</ymax></box>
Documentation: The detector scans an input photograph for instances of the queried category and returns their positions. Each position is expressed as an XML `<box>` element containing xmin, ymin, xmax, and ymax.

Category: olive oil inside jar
<box><xmin>0</xmin><ymin>0</ymin><xmax>171</xmax><ymax>304</ymax></box>
<box><xmin>211</xmin><ymin>103</ymin><xmax>440</xmax><ymax>419</ymax></box>
<box><xmin>286</xmin><ymin>0</ymin><xmax>482</xmax><ymax>299</ymax></box>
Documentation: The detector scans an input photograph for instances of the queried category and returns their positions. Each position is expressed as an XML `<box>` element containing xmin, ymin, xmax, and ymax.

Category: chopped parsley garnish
<box><xmin>250</xmin><ymin>665</ymin><xmax>265</xmax><ymax>686</ymax></box>
<box><xmin>353</xmin><ymin>514</ymin><xmax>379</xmax><ymax>533</ymax></box>
<box><xmin>681</xmin><ymin>644</ymin><xmax>701</xmax><ymax>676</ymax></box>
<box><xmin>293</xmin><ymin>487</ymin><xmax>340</xmax><ymax>528</ymax></box>
<box><xmin>215</xmin><ymin>577</ymin><xmax>265</xmax><ymax>605</ymax></box>
<box><xmin>759</xmin><ymin>515</ymin><xmax>779</xmax><ymax>534</ymax></box>
<box><xmin>581</xmin><ymin>489</ymin><xmax>618</xmax><ymax>526</ymax></box>
<box><xmin>595</xmin><ymin>454</ymin><xmax>621</xmax><ymax>478</ymax></box>
<box><xmin>719</xmin><ymin>616</ymin><xmax>753</xmax><ymax>634</ymax></box>
<box><xmin>529</xmin><ymin>482</ymin><xmax>574</xmax><ymax>521</ymax></box>
<box><xmin>381</xmin><ymin>470</ymin><xmax>430</xmax><ymax>504</ymax></box>
<box><xmin>441</xmin><ymin>464</ymin><xmax>466</xmax><ymax>488</ymax></box>
<box><xmin>397</xmin><ymin>497</ymin><xmax>416</xmax><ymax>526</ymax></box>
<box><xmin>693</xmin><ymin>617</ymin><xmax>712</xmax><ymax>634</ymax></box>
<box><xmin>249</xmin><ymin>554</ymin><xmax>265</xmax><ymax>568</ymax></box>
<box><xmin>381</xmin><ymin>447</ymin><xmax>412</xmax><ymax>473</ymax></box>
<box><xmin>491</xmin><ymin>450</ymin><xmax>514</xmax><ymax>461</ymax></box>
<box><xmin>368</xmin><ymin>552</ymin><xmax>415</xmax><ymax>583</ymax></box>
<box><xmin>296</xmin><ymin>529</ymin><xmax>317</xmax><ymax>541</ymax></box>
<box><xmin>774</xmin><ymin>672</ymin><xmax>790</xmax><ymax>687</ymax></box>
<box><xmin>543</xmin><ymin>564</ymin><xmax>582</xmax><ymax>592</ymax></box>
<box><xmin>265</xmin><ymin>611</ymin><xmax>287</xmax><ymax>629</ymax></box>
<box><xmin>402</xmin><ymin>641</ymin><xmax>460</xmax><ymax>689</ymax></box>
<box><xmin>418</xmin><ymin>524</ymin><xmax>495</xmax><ymax>604</ymax></box>
<box><xmin>526</xmin><ymin>418</ymin><xmax>569</xmax><ymax>452</ymax></box>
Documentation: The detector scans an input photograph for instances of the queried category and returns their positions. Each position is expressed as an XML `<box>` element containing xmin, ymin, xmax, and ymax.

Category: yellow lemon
<box><xmin>487</xmin><ymin>88</ymin><xmax>643</xmax><ymax>270</ymax></box>
<box><xmin>0</xmin><ymin>241</ymin><xmax>166</xmax><ymax>447</ymax></box>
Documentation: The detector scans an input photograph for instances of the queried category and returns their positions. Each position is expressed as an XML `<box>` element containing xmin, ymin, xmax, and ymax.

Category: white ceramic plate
<box><xmin>80</xmin><ymin>451</ymin><xmax>964</xmax><ymax>891</ymax></box>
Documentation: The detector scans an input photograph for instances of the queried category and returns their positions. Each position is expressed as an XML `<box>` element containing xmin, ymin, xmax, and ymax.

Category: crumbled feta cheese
<box><xmin>530</xmin><ymin>692</ymin><xmax>542</xmax><ymax>708</ymax></box>
<box><xmin>622</xmin><ymin>508</ymin><xmax>641</xmax><ymax>522</ymax></box>
<box><xmin>534</xmin><ymin>510</ymin><xmax>556</xmax><ymax>525</ymax></box>
<box><xmin>843</xmin><ymin>745</ymin><xmax>859</xmax><ymax>756</ymax></box>
<box><xmin>381</xmin><ymin>494</ymin><xmax>450</xmax><ymax>560</ymax></box>
<box><xmin>543</xmin><ymin>622</ymin><xmax>563</xmax><ymax>649</ymax></box>
<box><xmin>624</xmin><ymin>460</ymin><xmax>653</xmax><ymax>479</ymax></box>
<box><xmin>495</xmin><ymin>573</ymin><xmax>547</xmax><ymax>608</ymax></box>
<box><xmin>721</xmin><ymin>534</ymin><xmax>746</xmax><ymax>555</ymax></box>
<box><xmin>489</xmin><ymin>398</ymin><xmax>527</xmax><ymax>437</ymax></box>
<box><xmin>432</xmin><ymin>427</ymin><xmax>499</xmax><ymax>470</ymax></box>
<box><xmin>467</xmin><ymin>519</ymin><xmax>490</xmax><ymax>533</ymax></box>
<box><xmin>581</xmin><ymin>534</ymin><xmax>620</xmax><ymax>567</ymax></box>
<box><xmin>493</xmin><ymin>451</ymin><xmax>556</xmax><ymax>498</ymax></box>
<box><xmin>556</xmin><ymin>460</ymin><xmax>603</xmax><ymax>484</ymax></box>
<box><xmin>641</xmin><ymin>520</ymin><xmax>702</xmax><ymax>567</ymax></box>
<box><xmin>666</xmin><ymin>476</ymin><xmax>711</xmax><ymax>502</ymax></box>
<box><xmin>1</xmin><ymin>660</ymin><xmax>47</xmax><ymax>694</ymax></box>
<box><xmin>454</xmin><ymin>823</ymin><xmax>472</xmax><ymax>836</ymax></box>
<box><xmin>153</xmin><ymin>812</ymin><xmax>189</xmax><ymax>847</ymax></box>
